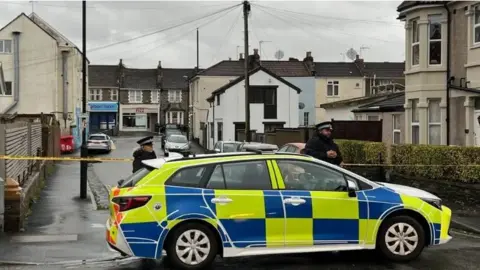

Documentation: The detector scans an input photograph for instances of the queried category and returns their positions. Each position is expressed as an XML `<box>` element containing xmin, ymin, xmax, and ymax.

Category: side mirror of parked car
<box><xmin>347</xmin><ymin>180</ymin><xmax>357</xmax><ymax>198</ymax></box>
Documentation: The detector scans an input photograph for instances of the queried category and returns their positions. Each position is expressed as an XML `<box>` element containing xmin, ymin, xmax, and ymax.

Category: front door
<box><xmin>474</xmin><ymin>110</ymin><xmax>480</xmax><ymax>146</ymax></box>
<box><xmin>204</xmin><ymin>160</ymin><xmax>285</xmax><ymax>249</ymax></box>
<box><xmin>272</xmin><ymin>159</ymin><xmax>359</xmax><ymax>247</ymax></box>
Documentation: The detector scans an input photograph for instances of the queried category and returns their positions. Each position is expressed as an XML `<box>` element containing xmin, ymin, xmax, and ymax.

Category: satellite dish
<box><xmin>298</xmin><ymin>102</ymin><xmax>305</xmax><ymax>109</ymax></box>
<box><xmin>346</xmin><ymin>48</ymin><xmax>358</xmax><ymax>61</ymax></box>
<box><xmin>274</xmin><ymin>50</ymin><xmax>284</xmax><ymax>60</ymax></box>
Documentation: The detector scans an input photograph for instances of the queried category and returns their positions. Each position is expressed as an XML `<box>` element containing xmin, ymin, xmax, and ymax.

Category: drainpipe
<box><xmin>62</xmin><ymin>51</ymin><xmax>69</xmax><ymax>128</ymax></box>
<box><xmin>444</xmin><ymin>3</ymin><xmax>451</xmax><ymax>145</ymax></box>
<box><xmin>1</xmin><ymin>31</ymin><xmax>21</xmax><ymax>114</ymax></box>
<box><xmin>212</xmin><ymin>99</ymin><xmax>215</xmax><ymax>149</ymax></box>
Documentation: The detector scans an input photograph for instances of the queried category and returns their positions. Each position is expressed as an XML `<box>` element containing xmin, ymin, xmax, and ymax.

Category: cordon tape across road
<box><xmin>0</xmin><ymin>155</ymin><xmax>480</xmax><ymax>167</ymax></box>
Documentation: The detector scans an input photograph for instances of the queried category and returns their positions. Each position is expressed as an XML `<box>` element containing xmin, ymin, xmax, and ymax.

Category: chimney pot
<box><xmin>253</xmin><ymin>48</ymin><xmax>259</xmax><ymax>55</ymax></box>
<box><xmin>306</xmin><ymin>51</ymin><xmax>312</xmax><ymax>57</ymax></box>
<box><xmin>158</xmin><ymin>61</ymin><xmax>162</xmax><ymax>68</ymax></box>
<box><xmin>355</xmin><ymin>55</ymin><xmax>360</xmax><ymax>60</ymax></box>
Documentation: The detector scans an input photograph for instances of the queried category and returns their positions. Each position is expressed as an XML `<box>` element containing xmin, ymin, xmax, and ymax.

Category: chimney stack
<box><xmin>253</xmin><ymin>48</ymin><xmax>259</xmax><ymax>55</ymax></box>
<box><xmin>156</xmin><ymin>61</ymin><xmax>163</xmax><ymax>88</ymax></box>
<box><xmin>157</xmin><ymin>61</ymin><xmax>162</xmax><ymax>68</ymax></box>
<box><xmin>119</xmin><ymin>59</ymin><xmax>123</xmax><ymax>66</ymax></box>
<box><xmin>303</xmin><ymin>51</ymin><xmax>315</xmax><ymax>75</ymax></box>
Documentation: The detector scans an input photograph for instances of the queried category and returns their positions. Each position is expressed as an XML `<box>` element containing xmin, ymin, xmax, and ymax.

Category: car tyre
<box><xmin>165</xmin><ymin>222</ymin><xmax>218</xmax><ymax>270</ymax></box>
<box><xmin>377</xmin><ymin>215</ymin><xmax>425</xmax><ymax>262</ymax></box>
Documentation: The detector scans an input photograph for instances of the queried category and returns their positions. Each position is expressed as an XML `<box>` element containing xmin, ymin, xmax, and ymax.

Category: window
<box><xmin>150</xmin><ymin>90</ymin><xmax>159</xmax><ymax>103</ymax></box>
<box><xmin>276</xmin><ymin>160</ymin><xmax>347</xmax><ymax>191</ymax></box>
<box><xmin>286</xmin><ymin>145</ymin><xmax>298</xmax><ymax>153</ymax></box>
<box><xmin>1</xmin><ymin>81</ymin><xmax>12</xmax><ymax>96</ymax></box>
<box><xmin>89</xmin><ymin>89</ymin><xmax>102</xmax><ymax>101</ymax></box>
<box><xmin>222</xmin><ymin>143</ymin><xmax>239</xmax><ymax>153</ymax></box>
<box><xmin>216</xmin><ymin>94</ymin><xmax>220</xmax><ymax>106</ymax></box>
<box><xmin>168</xmin><ymin>89</ymin><xmax>182</xmax><ymax>103</ymax></box>
<box><xmin>110</xmin><ymin>89</ymin><xmax>118</xmax><ymax>101</ymax></box>
<box><xmin>0</xmin><ymin>40</ymin><xmax>12</xmax><ymax>54</ymax></box>
<box><xmin>474</xmin><ymin>5</ymin><xmax>480</xmax><ymax>44</ymax></box>
<box><xmin>210</xmin><ymin>122</ymin><xmax>214</xmax><ymax>138</ymax></box>
<box><xmin>217</xmin><ymin>122</ymin><xmax>223</xmax><ymax>141</ymax></box>
<box><xmin>354</xmin><ymin>115</ymin><xmax>362</xmax><ymax>120</ymax></box>
<box><xmin>327</xmin><ymin>81</ymin><xmax>339</xmax><ymax>96</ymax></box>
<box><xmin>393</xmin><ymin>114</ymin><xmax>401</xmax><ymax>144</ymax></box>
<box><xmin>278</xmin><ymin>144</ymin><xmax>290</xmax><ymax>152</ymax></box>
<box><xmin>205</xmin><ymin>161</ymin><xmax>272</xmax><ymax>190</ymax></box>
<box><xmin>411</xmin><ymin>19</ymin><xmax>420</xmax><ymax>66</ymax></box>
<box><xmin>367</xmin><ymin>115</ymin><xmax>379</xmax><ymax>121</ymax></box>
<box><xmin>303</xmin><ymin>112</ymin><xmax>309</xmax><ymax>126</ymax></box>
<box><xmin>167</xmin><ymin>166</ymin><xmax>208</xmax><ymax>188</ymax></box>
<box><xmin>248</xmin><ymin>87</ymin><xmax>277</xmax><ymax>119</ymax></box>
<box><xmin>428</xmin><ymin>15</ymin><xmax>442</xmax><ymax>65</ymax></box>
<box><xmin>411</xmin><ymin>99</ymin><xmax>420</xmax><ymax>144</ymax></box>
<box><xmin>428</xmin><ymin>99</ymin><xmax>441</xmax><ymax>145</ymax></box>
<box><xmin>122</xmin><ymin>113</ymin><xmax>148</xmax><ymax>128</ymax></box>
<box><xmin>128</xmin><ymin>90</ymin><xmax>142</xmax><ymax>103</ymax></box>
<box><xmin>166</xmin><ymin>111</ymin><xmax>184</xmax><ymax>125</ymax></box>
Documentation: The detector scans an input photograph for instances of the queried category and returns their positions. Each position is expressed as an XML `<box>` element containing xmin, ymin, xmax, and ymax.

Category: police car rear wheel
<box><xmin>166</xmin><ymin>223</ymin><xmax>218</xmax><ymax>269</ymax></box>
<box><xmin>377</xmin><ymin>215</ymin><xmax>425</xmax><ymax>262</ymax></box>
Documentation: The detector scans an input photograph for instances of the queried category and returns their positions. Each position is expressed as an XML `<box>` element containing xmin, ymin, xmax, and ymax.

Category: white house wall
<box><xmin>207</xmin><ymin>69</ymin><xmax>299</xmax><ymax>148</ymax></box>
<box><xmin>324</xmin><ymin>106</ymin><xmax>359</xmax><ymax>121</ymax></box>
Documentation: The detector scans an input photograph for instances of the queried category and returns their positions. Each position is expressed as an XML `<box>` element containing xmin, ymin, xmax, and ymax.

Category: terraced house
<box><xmin>397</xmin><ymin>1</ymin><xmax>480</xmax><ymax>146</ymax></box>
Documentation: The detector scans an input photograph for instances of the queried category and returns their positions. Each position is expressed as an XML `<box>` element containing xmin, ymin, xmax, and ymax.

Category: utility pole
<box><xmin>243</xmin><ymin>1</ymin><xmax>251</xmax><ymax>142</ymax></box>
<box><xmin>80</xmin><ymin>0</ymin><xmax>88</xmax><ymax>199</ymax></box>
<box><xmin>196</xmin><ymin>28</ymin><xmax>199</xmax><ymax>69</ymax></box>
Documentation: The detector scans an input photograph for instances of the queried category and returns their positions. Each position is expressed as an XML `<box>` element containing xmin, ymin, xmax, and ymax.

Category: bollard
<box><xmin>4</xmin><ymin>178</ymin><xmax>22</xmax><ymax>232</ymax></box>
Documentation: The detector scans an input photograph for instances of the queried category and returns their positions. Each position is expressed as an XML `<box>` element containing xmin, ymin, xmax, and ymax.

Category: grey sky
<box><xmin>0</xmin><ymin>1</ymin><xmax>405</xmax><ymax>68</ymax></box>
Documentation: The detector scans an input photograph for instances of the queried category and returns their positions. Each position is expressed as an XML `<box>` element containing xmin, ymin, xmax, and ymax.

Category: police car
<box><xmin>106</xmin><ymin>152</ymin><xmax>452</xmax><ymax>269</ymax></box>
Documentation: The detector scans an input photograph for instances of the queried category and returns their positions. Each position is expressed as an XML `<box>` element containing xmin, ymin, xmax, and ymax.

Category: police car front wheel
<box><xmin>166</xmin><ymin>222</ymin><xmax>218</xmax><ymax>269</ymax></box>
<box><xmin>377</xmin><ymin>215</ymin><xmax>426</xmax><ymax>262</ymax></box>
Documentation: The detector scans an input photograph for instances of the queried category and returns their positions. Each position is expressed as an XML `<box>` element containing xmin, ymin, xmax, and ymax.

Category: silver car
<box><xmin>164</xmin><ymin>134</ymin><xmax>190</xmax><ymax>157</ymax></box>
<box><xmin>87</xmin><ymin>133</ymin><xmax>112</xmax><ymax>153</ymax></box>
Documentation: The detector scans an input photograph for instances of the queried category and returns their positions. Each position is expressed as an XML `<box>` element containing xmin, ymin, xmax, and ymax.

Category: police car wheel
<box><xmin>166</xmin><ymin>222</ymin><xmax>218</xmax><ymax>269</ymax></box>
<box><xmin>377</xmin><ymin>215</ymin><xmax>425</xmax><ymax>262</ymax></box>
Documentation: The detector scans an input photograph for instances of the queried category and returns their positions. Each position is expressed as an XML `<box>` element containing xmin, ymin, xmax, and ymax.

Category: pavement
<box><xmin>1</xmin><ymin>135</ymin><xmax>480</xmax><ymax>269</ymax></box>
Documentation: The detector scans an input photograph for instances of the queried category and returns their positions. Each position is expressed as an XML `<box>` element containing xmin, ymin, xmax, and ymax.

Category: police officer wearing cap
<box><xmin>132</xmin><ymin>136</ymin><xmax>157</xmax><ymax>173</ymax></box>
<box><xmin>304</xmin><ymin>121</ymin><xmax>344</xmax><ymax>166</ymax></box>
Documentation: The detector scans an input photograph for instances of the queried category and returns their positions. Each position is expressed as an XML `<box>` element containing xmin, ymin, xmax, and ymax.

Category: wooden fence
<box><xmin>0</xmin><ymin>119</ymin><xmax>60</xmax><ymax>186</ymax></box>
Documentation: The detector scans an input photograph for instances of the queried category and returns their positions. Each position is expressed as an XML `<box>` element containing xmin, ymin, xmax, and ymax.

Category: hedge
<box><xmin>336</xmin><ymin>140</ymin><xmax>480</xmax><ymax>183</ymax></box>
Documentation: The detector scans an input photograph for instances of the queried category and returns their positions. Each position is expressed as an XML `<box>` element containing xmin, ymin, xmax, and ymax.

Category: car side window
<box><xmin>286</xmin><ymin>146</ymin><xmax>297</xmax><ymax>153</ymax></box>
<box><xmin>278</xmin><ymin>145</ymin><xmax>289</xmax><ymax>152</ymax></box>
<box><xmin>214</xmin><ymin>142</ymin><xmax>221</xmax><ymax>150</ymax></box>
<box><xmin>276</xmin><ymin>160</ymin><xmax>347</xmax><ymax>192</ymax></box>
<box><xmin>205</xmin><ymin>161</ymin><xmax>272</xmax><ymax>190</ymax></box>
<box><xmin>166</xmin><ymin>166</ymin><xmax>208</xmax><ymax>188</ymax></box>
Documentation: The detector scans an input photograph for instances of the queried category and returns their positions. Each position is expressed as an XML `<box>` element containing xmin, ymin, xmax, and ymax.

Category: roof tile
<box><xmin>314</xmin><ymin>62</ymin><xmax>362</xmax><ymax>77</ymax></box>
<box><xmin>198</xmin><ymin>60</ymin><xmax>311</xmax><ymax>77</ymax></box>
<box><xmin>88</xmin><ymin>65</ymin><xmax>118</xmax><ymax>87</ymax></box>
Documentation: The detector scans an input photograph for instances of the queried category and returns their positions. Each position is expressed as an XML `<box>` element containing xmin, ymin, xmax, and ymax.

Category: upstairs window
<box><xmin>428</xmin><ymin>15</ymin><xmax>442</xmax><ymax>65</ymax></box>
<box><xmin>411</xmin><ymin>19</ymin><xmax>420</xmax><ymax>66</ymax></box>
<box><xmin>89</xmin><ymin>89</ymin><xmax>102</xmax><ymax>101</ymax></box>
<box><xmin>128</xmin><ymin>90</ymin><xmax>142</xmax><ymax>103</ymax></box>
<box><xmin>0</xmin><ymin>81</ymin><xmax>12</xmax><ymax>96</ymax></box>
<box><xmin>110</xmin><ymin>89</ymin><xmax>118</xmax><ymax>101</ymax></box>
<box><xmin>150</xmin><ymin>90</ymin><xmax>160</xmax><ymax>103</ymax></box>
<box><xmin>474</xmin><ymin>5</ymin><xmax>480</xmax><ymax>45</ymax></box>
<box><xmin>0</xmin><ymin>40</ymin><xmax>12</xmax><ymax>54</ymax></box>
<box><xmin>327</xmin><ymin>81</ymin><xmax>339</xmax><ymax>96</ymax></box>
<box><xmin>168</xmin><ymin>89</ymin><xmax>182</xmax><ymax>103</ymax></box>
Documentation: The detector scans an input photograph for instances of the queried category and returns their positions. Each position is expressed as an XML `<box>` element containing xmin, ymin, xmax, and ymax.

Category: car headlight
<box><xmin>182</xmin><ymin>144</ymin><xmax>190</xmax><ymax>149</ymax></box>
<box><xmin>421</xmin><ymin>197</ymin><xmax>442</xmax><ymax>209</ymax></box>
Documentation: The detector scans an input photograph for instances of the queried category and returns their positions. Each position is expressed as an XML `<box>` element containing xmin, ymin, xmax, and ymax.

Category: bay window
<box><xmin>474</xmin><ymin>5</ymin><xmax>480</xmax><ymax>45</ymax></box>
<box><xmin>428</xmin><ymin>15</ymin><xmax>442</xmax><ymax>65</ymax></box>
<box><xmin>428</xmin><ymin>99</ymin><xmax>441</xmax><ymax>145</ymax></box>
<box><xmin>411</xmin><ymin>99</ymin><xmax>419</xmax><ymax>144</ymax></box>
<box><xmin>411</xmin><ymin>19</ymin><xmax>420</xmax><ymax>66</ymax></box>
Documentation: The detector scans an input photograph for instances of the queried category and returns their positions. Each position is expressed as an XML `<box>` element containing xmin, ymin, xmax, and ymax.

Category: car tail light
<box><xmin>87</xmin><ymin>140</ymin><xmax>93</xmax><ymax>144</ymax></box>
<box><xmin>112</xmin><ymin>196</ymin><xmax>151</xmax><ymax>212</ymax></box>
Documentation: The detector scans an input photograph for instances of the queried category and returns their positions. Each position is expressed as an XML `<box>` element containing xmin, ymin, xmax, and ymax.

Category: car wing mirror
<box><xmin>117</xmin><ymin>179</ymin><xmax>125</xmax><ymax>187</ymax></box>
<box><xmin>347</xmin><ymin>179</ymin><xmax>358</xmax><ymax>197</ymax></box>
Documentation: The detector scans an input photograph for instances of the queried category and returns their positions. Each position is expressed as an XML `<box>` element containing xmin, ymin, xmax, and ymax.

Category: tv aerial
<box><xmin>274</xmin><ymin>50</ymin><xmax>284</xmax><ymax>61</ymax></box>
<box><xmin>346</xmin><ymin>48</ymin><xmax>358</xmax><ymax>61</ymax></box>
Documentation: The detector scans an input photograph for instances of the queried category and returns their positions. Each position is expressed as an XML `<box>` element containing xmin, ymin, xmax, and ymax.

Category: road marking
<box><xmin>10</xmin><ymin>234</ymin><xmax>78</xmax><ymax>243</ymax></box>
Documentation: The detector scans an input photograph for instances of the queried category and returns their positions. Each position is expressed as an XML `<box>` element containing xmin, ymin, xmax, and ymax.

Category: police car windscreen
<box><xmin>168</xmin><ymin>135</ymin><xmax>188</xmax><ymax>143</ymax></box>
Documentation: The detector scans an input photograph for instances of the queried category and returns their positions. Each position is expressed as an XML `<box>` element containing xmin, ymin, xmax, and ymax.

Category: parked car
<box><xmin>164</xmin><ymin>134</ymin><xmax>190</xmax><ymax>157</ymax></box>
<box><xmin>278</xmin><ymin>143</ymin><xmax>306</xmax><ymax>154</ymax></box>
<box><xmin>87</xmin><ymin>133</ymin><xmax>112</xmax><ymax>153</ymax></box>
<box><xmin>162</xmin><ymin>128</ymin><xmax>183</xmax><ymax>149</ymax></box>
<box><xmin>212</xmin><ymin>141</ymin><xmax>242</xmax><ymax>153</ymax></box>
<box><xmin>237</xmin><ymin>142</ymin><xmax>279</xmax><ymax>153</ymax></box>
<box><xmin>106</xmin><ymin>151</ymin><xmax>452</xmax><ymax>269</ymax></box>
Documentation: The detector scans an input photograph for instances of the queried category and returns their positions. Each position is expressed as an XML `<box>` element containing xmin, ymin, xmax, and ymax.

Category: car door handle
<box><xmin>211</xmin><ymin>197</ymin><xmax>232</xmax><ymax>205</ymax></box>
<box><xmin>283</xmin><ymin>197</ymin><xmax>306</xmax><ymax>206</ymax></box>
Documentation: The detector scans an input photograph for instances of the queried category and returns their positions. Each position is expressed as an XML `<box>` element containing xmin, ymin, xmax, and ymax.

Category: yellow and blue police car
<box><xmin>106</xmin><ymin>152</ymin><xmax>452</xmax><ymax>269</ymax></box>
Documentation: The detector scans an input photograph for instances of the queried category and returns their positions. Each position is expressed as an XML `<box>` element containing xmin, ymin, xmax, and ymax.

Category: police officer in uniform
<box><xmin>132</xmin><ymin>136</ymin><xmax>157</xmax><ymax>173</ymax></box>
<box><xmin>304</xmin><ymin>121</ymin><xmax>344</xmax><ymax>166</ymax></box>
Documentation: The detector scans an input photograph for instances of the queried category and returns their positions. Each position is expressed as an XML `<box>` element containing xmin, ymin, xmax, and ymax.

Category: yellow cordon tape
<box><xmin>0</xmin><ymin>155</ymin><xmax>479</xmax><ymax>167</ymax></box>
<box><xmin>0</xmin><ymin>155</ymin><xmax>133</xmax><ymax>162</ymax></box>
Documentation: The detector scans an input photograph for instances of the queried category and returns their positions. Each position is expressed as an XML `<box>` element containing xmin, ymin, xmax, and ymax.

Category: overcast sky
<box><xmin>0</xmin><ymin>0</ymin><xmax>405</xmax><ymax>69</ymax></box>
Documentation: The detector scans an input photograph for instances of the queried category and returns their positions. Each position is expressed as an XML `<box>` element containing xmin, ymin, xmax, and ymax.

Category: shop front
<box><xmin>87</xmin><ymin>101</ymin><xmax>118</xmax><ymax>133</ymax></box>
<box><xmin>120</xmin><ymin>104</ymin><xmax>159</xmax><ymax>132</ymax></box>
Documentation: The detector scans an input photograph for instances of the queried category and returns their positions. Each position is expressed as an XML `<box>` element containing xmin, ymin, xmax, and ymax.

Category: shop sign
<box><xmin>87</xmin><ymin>102</ymin><xmax>118</xmax><ymax>112</ymax></box>
<box><xmin>136</xmin><ymin>108</ymin><xmax>145</xmax><ymax>113</ymax></box>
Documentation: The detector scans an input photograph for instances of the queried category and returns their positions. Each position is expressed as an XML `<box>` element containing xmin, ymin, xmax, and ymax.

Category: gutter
<box><xmin>444</xmin><ymin>3</ymin><xmax>451</xmax><ymax>145</ymax></box>
<box><xmin>1</xmin><ymin>32</ymin><xmax>21</xmax><ymax>114</ymax></box>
